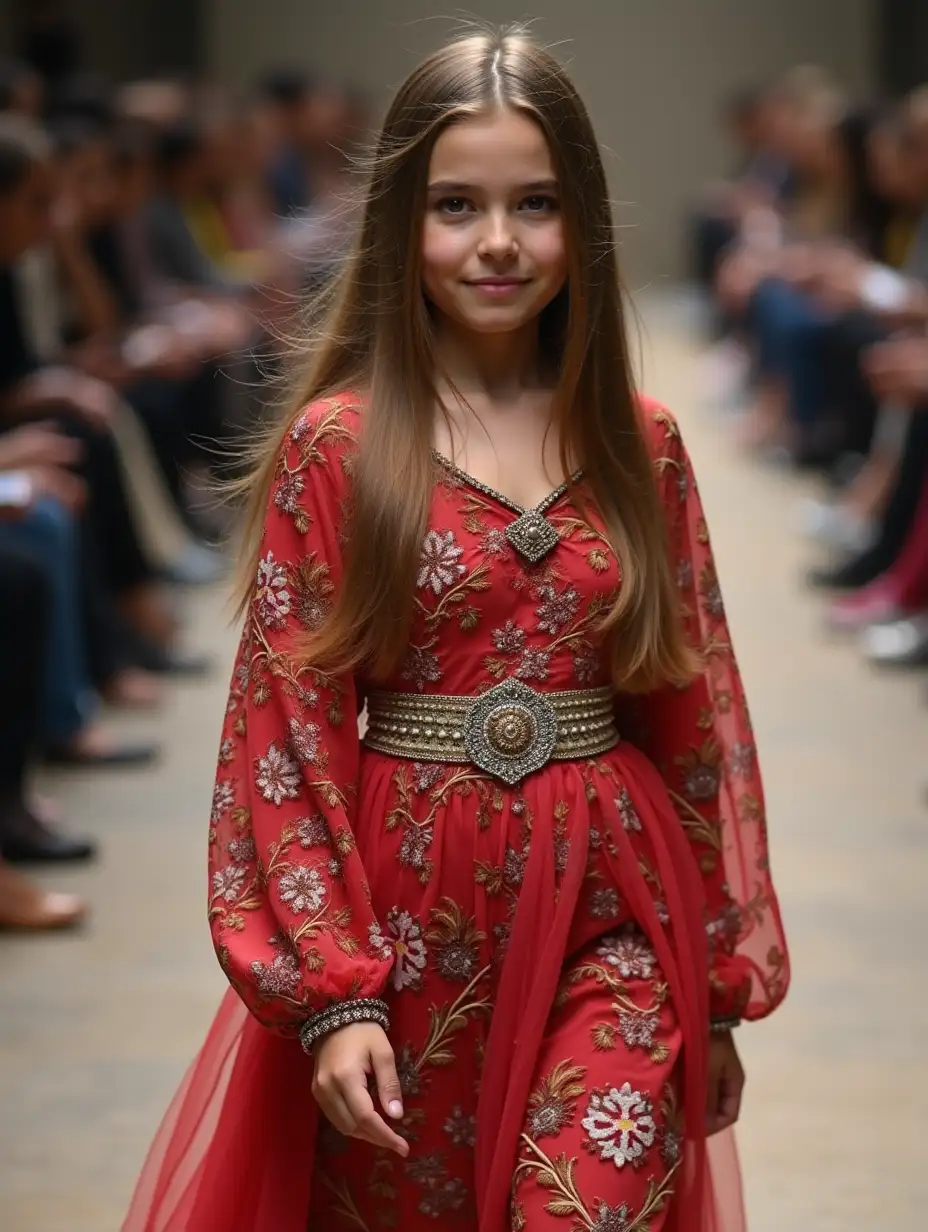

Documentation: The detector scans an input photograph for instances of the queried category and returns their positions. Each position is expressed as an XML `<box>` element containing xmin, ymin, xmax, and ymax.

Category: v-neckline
<box><xmin>432</xmin><ymin>450</ymin><xmax>583</xmax><ymax>516</ymax></box>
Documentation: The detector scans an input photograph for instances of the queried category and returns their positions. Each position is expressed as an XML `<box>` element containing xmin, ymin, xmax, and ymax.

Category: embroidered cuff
<box><xmin>298</xmin><ymin>997</ymin><xmax>390</xmax><ymax>1054</ymax></box>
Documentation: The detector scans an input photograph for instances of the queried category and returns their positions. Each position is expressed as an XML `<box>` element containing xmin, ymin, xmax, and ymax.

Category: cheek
<box><xmin>528</xmin><ymin>222</ymin><xmax>567</xmax><ymax>280</ymax></box>
<box><xmin>422</xmin><ymin>220</ymin><xmax>469</xmax><ymax>281</ymax></box>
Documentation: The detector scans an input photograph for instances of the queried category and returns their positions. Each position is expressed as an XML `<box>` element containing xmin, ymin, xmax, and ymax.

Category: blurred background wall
<box><xmin>206</xmin><ymin>0</ymin><xmax>877</xmax><ymax>284</ymax></box>
<box><xmin>3</xmin><ymin>0</ymin><xmax>882</xmax><ymax>282</ymax></box>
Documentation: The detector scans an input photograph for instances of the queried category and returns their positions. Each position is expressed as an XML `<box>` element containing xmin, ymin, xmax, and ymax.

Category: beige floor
<box><xmin>1</xmin><ymin>304</ymin><xmax>926</xmax><ymax>1231</ymax></box>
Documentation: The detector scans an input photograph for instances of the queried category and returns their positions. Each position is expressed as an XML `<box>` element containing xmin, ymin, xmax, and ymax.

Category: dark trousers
<box><xmin>0</xmin><ymin>544</ymin><xmax>49</xmax><ymax>799</ymax></box>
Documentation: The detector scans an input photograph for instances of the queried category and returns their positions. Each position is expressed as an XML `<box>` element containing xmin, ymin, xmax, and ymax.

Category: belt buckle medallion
<box><xmin>463</xmin><ymin>679</ymin><xmax>557</xmax><ymax>785</ymax></box>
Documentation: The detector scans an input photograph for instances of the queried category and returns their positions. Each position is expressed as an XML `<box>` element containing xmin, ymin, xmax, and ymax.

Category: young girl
<box><xmin>125</xmin><ymin>29</ymin><xmax>788</xmax><ymax>1232</ymax></box>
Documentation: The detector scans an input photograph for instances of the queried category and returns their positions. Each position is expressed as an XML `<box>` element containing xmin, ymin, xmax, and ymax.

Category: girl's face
<box><xmin>421</xmin><ymin>108</ymin><xmax>567</xmax><ymax>340</ymax></box>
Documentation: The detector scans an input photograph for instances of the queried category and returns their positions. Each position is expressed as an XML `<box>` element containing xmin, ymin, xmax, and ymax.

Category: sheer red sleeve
<box><xmin>207</xmin><ymin>397</ymin><xmax>392</xmax><ymax>1035</ymax></box>
<box><xmin>619</xmin><ymin>403</ymin><xmax>789</xmax><ymax>1024</ymax></box>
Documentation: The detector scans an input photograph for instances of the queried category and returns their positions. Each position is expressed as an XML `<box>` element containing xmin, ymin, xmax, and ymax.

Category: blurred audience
<box><xmin>695</xmin><ymin>67</ymin><xmax>928</xmax><ymax>747</ymax></box>
<box><xmin>0</xmin><ymin>42</ymin><xmax>370</xmax><ymax>930</ymax></box>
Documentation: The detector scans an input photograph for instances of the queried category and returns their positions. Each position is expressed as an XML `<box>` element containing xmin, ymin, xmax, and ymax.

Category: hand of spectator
<box><xmin>122</xmin><ymin>325</ymin><xmax>200</xmax><ymax>382</ymax></box>
<box><xmin>72</xmin><ymin>340</ymin><xmax>131</xmax><ymax>387</ymax></box>
<box><xmin>32</xmin><ymin>369</ymin><xmax>121</xmax><ymax>429</ymax></box>
<box><xmin>862</xmin><ymin>337</ymin><xmax>928</xmax><ymax>404</ymax></box>
<box><xmin>715</xmin><ymin>248</ymin><xmax>770</xmax><ymax>313</ymax></box>
<box><xmin>0</xmin><ymin>423</ymin><xmax>82</xmax><ymax>472</ymax></box>
<box><xmin>813</xmin><ymin>249</ymin><xmax>866</xmax><ymax>312</ymax></box>
<box><xmin>0</xmin><ymin>466</ymin><xmax>86</xmax><ymax>521</ymax></box>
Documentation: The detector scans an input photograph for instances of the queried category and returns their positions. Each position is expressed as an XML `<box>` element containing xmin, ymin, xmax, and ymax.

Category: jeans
<box><xmin>751</xmin><ymin>279</ymin><xmax>832</xmax><ymax>430</ymax></box>
<box><xmin>0</xmin><ymin>498</ymin><xmax>97</xmax><ymax>744</ymax></box>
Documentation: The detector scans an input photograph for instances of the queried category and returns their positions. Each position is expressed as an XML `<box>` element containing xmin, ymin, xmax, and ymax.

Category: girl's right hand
<box><xmin>311</xmin><ymin>1022</ymin><xmax>409</xmax><ymax>1157</ymax></box>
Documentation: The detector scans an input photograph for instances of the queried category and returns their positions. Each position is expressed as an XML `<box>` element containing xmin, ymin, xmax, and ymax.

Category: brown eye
<box><xmin>521</xmin><ymin>195</ymin><xmax>557</xmax><ymax>213</ymax></box>
<box><xmin>438</xmin><ymin>196</ymin><xmax>471</xmax><ymax>215</ymax></box>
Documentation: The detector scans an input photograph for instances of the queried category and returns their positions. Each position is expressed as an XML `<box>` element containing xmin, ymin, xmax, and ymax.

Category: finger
<box><xmin>340</xmin><ymin>1072</ymin><xmax>409</xmax><ymax>1156</ymax></box>
<box><xmin>371</xmin><ymin>1043</ymin><xmax>404</xmax><ymax>1121</ymax></box>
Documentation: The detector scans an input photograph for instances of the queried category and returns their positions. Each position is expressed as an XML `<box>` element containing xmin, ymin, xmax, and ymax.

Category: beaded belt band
<box><xmin>364</xmin><ymin>678</ymin><xmax>619</xmax><ymax>786</ymax></box>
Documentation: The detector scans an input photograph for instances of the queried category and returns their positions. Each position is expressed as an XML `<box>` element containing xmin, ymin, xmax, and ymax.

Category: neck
<box><xmin>432</xmin><ymin>317</ymin><xmax>547</xmax><ymax>400</ymax></box>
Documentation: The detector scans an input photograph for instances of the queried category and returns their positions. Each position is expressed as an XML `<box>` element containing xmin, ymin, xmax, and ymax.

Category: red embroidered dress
<box><xmin>125</xmin><ymin>395</ymin><xmax>788</xmax><ymax>1232</ymax></box>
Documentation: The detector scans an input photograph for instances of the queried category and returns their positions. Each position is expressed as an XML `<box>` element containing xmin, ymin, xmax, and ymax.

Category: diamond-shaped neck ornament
<box><xmin>505</xmin><ymin>509</ymin><xmax>561</xmax><ymax>563</ymax></box>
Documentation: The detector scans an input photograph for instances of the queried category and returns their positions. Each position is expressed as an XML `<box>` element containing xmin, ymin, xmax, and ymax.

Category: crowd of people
<box><xmin>0</xmin><ymin>50</ymin><xmax>366</xmax><ymax>930</ymax></box>
<box><xmin>693</xmin><ymin>66</ymin><xmax>928</xmax><ymax>729</ymax></box>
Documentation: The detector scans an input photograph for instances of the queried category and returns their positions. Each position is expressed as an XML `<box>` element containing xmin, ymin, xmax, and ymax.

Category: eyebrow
<box><xmin>426</xmin><ymin>178</ymin><xmax>559</xmax><ymax>194</ymax></box>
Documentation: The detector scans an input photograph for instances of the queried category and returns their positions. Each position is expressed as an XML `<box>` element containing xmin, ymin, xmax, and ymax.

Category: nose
<box><xmin>477</xmin><ymin>209</ymin><xmax>518</xmax><ymax>261</ymax></box>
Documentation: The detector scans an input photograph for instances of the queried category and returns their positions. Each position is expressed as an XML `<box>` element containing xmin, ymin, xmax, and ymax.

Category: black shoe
<box><xmin>44</xmin><ymin>740</ymin><xmax>160</xmax><ymax>769</ymax></box>
<box><xmin>1</xmin><ymin>820</ymin><xmax>97</xmax><ymax>865</ymax></box>
<box><xmin>129</xmin><ymin>635</ymin><xmax>214</xmax><ymax>678</ymax></box>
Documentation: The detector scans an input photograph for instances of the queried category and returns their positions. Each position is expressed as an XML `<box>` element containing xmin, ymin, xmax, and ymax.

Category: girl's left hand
<box><xmin>706</xmin><ymin>1030</ymin><xmax>745</xmax><ymax>1135</ymax></box>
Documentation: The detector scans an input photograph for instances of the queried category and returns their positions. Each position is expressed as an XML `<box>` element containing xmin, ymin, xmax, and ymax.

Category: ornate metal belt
<box><xmin>363</xmin><ymin>679</ymin><xmax>619</xmax><ymax>786</ymax></box>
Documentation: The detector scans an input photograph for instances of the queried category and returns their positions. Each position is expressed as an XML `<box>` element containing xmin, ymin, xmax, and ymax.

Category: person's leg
<box><xmin>0</xmin><ymin>498</ymin><xmax>97</xmax><ymax>747</ymax></box>
<box><xmin>510</xmin><ymin>931</ymin><xmax>683</xmax><ymax>1231</ymax></box>
<box><xmin>811</xmin><ymin>411</ymin><xmax>928</xmax><ymax>589</ymax></box>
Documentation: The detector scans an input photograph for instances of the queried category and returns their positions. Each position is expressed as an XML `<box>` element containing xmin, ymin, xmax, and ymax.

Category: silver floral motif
<box><xmin>401</xmin><ymin>646</ymin><xmax>443</xmax><ymax>691</ymax></box>
<box><xmin>277</xmin><ymin>866</ymin><xmax>327</xmax><ymax>914</ymax></box>
<box><xmin>492</xmin><ymin>621</ymin><xmax>527</xmax><ymax>654</ymax></box>
<box><xmin>582</xmin><ymin>1083</ymin><xmax>656</xmax><ymax>1168</ymax></box>
<box><xmin>227</xmin><ymin>836</ymin><xmax>256</xmax><ymax>863</ymax></box>
<box><xmin>597</xmin><ymin>930</ymin><xmax>657</xmax><ymax>980</ymax></box>
<box><xmin>255</xmin><ymin>742</ymin><xmax>301</xmax><ymax>805</ymax></box>
<box><xmin>536</xmin><ymin>584</ymin><xmax>581</xmax><ymax>634</ymax></box>
<box><xmin>618</xmin><ymin>1011</ymin><xmax>660</xmax><ymax>1049</ymax></box>
<box><xmin>615</xmin><ymin>787</ymin><xmax>643</xmax><ymax>832</ymax></box>
<box><xmin>255</xmin><ymin>551</ymin><xmax>291</xmax><ymax>630</ymax></box>
<box><xmin>211</xmin><ymin>780</ymin><xmax>236</xmax><ymax>822</ymax></box>
<box><xmin>287</xmin><ymin>717</ymin><xmax>322</xmax><ymax>765</ymax></box>
<box><xmin>296</xmin><ymin>815</ymin><xmax>330</xmax><ymax>848</ymax></box>
<box><xmin>273</xmin><ymin>471</ymin><xmax>305</xmax><ymax>513</ymax></box>
<box><xmin>591</xmin><ymin>1202</ymin><xmax>633</xmax><ymax>1232</ymax></box>
<box><xmin>251</xmin><ymin>952</ymin><xmax>301</xmax><ymax>997</ymax></box>
<box><xmin>212</xmin><ymin>865</ymin><xmax>246</xmax><ymax>902</ymax></box>
<box><xmin>418</xmin><ymin>529</ymin><xmax>466</xmax><ymax>594</ymax></box>
<box><xmin>589</xmin><ymin>887</ymin><xmax>622</xmax><ymax>920</ymax></box>
<box><xmin>515</xmin><ymin>647</ymin><xmax>551</xmax><ymax>681</ymax></box>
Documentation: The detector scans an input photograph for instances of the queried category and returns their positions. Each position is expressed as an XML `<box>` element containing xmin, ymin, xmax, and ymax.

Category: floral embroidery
<box><xmin>250</xmin><ymin>952</ymin><xmax>301</xmax><ymax>996</ymax></box>
<box><xmin>297</xmin><ymin>815</ymin><xmax>330</xmax><ymax>848</ymax></box>
<box><xmin>211</xmin><ymin>780</ymin><xmax>235</xmax><ymax>822</ymax></box>
<box><xmin>615</xmin><ymin>787</ymin><xmax>643</xmax><ymax>832</ymax></box>
<box><xmin>212</xmin><ymin>865</ymin><xmax>246</xmax><ymax>903</ymax></box>
<box><xmin>227</xmin><ymin>837</ymin><xmax>256</xmax><ymax>863</ymax></box>
<box><xmin>254</xmin><ymin>742</ymin><xmax>301</xmax><ymax>805</ymax></box>
<box><xmin>418</xmin><ymin>529</ymin><xmax>466</xmax><ymax>594</ymax></box>
<box><xmin>277</xmin><ymin>866</ymin><xmax>327</xmax><ymax>914</ymax></box>
<box><xmin>515</xmin><ymin>647</ymin><xmax>551</xmax><ymax>681</ymax></box>
<box><xmin>254</xmin><ymin>551</ymin><xmax>291</xmax><ymax>630</ymax></box>
<box><xmin>582</xmin><ymin>1083</ymin><xmax>657</xmax><ymax>1168</ymax></box>
<box><xmin>492</xmin><ymin>620</ymin><xmax>526</xmax><ymax>654</ymax></box>
<box><xmin>618</xmin><ymin>1011</ymin><xmax>660</xmax><ymax>1050</ymax></box>
<box><xmin>443</xmin><ymin>1106</ymin><xmax>477</xmax><ymax>1147</ymax></box>
<box><xmin>596</xmin><ymin>930</ymin><xmax>656</xmax><ymax>981</ymax></box>
<box><xmin>375</xmin><ymin>909</ymin><xmax>428</xmax><ymax>991</ymax></box>
<box><xmin>287</xmin><ymin>717</ymin><xmax>322</xmax><ymax>766</ymax></box>
<box><xmin>402</xmin><ymin>645</ymin><xmax>443</xmax><ymax>691</ymax></box>
<box><xmin>536</xmin><ymin>583</ymin><xmax>581</xmax><ymax>634</ymax></box>
<box><xmin>273</xmin><ymin>471</ymin><xmax>304</xmax><ymax>513</ymax></box>
<box><xmin>589</xmin><ymin>887</ymin><xmax>622</xmax><ymax>920</ymax></box>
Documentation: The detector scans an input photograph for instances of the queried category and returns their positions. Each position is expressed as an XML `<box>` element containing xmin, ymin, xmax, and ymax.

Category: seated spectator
<box><xmin>0</xmin><ymin>545</ymin><xmax>85</xmax><ymax>930</ymax></box>
<box><xmin>0</xmin><ymin>58</ymin><xmax>44</xmax><ymax>119</ymax></box>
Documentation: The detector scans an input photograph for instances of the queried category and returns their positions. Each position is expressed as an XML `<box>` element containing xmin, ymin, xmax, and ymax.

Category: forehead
<box><xmin>428</xmin><ymin>109</ymin><xmax>555</xmax><ymax>184</ymax></box>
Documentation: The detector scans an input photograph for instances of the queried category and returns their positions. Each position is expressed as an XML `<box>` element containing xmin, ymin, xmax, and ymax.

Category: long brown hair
<box><xmin>239</xmin><ymin>26</ymin><xmax>697</xmax><ymax>692</ymax></box>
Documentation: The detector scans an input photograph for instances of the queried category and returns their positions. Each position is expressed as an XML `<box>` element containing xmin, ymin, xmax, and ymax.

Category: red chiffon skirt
<box><xmin>124</xmin><ymin>747</ymin><xmax>748</xmax><ymax>1232</ymax></box>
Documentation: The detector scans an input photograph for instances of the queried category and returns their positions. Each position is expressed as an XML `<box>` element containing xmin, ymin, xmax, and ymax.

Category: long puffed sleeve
<box><xmin>207</xmin><ymin>397</ymin><xmax>392</xmax><ymax>1034</ymax></box>
<box><xmin>618</xmin><ymin>402</ymin><xmax>790</xmax><ymax>1024</ymax></box>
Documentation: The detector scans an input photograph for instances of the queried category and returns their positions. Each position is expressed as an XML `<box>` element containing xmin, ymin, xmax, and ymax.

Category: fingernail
<box><xmin>388</xmin><ymin>1100</ymin><xmax>403</xmax><ymax>1118</ymax></box>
